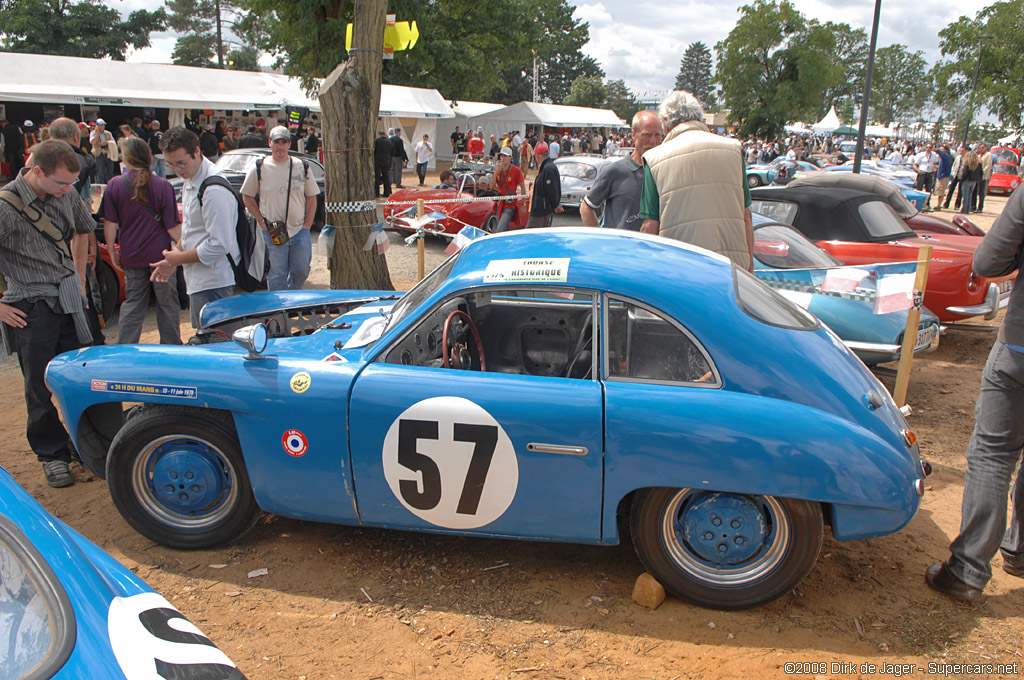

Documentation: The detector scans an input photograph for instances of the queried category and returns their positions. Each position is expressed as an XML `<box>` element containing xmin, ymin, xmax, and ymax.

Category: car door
<box><xmin>347</xmin><ymin>287</ymin><xmax>604</xmax><ymax>542</ymax></box>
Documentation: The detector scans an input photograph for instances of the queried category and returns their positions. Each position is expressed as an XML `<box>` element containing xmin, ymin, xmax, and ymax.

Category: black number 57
<box><xmin>397</xmin><ymin>419</ymin><xmax>498</xmax><ymax>515</ymax></box>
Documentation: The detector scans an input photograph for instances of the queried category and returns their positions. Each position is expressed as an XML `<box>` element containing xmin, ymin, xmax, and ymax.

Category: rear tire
<box><xmin>95</xmin><ymin>258</ymin><xmax>120</xmax><ymax>321</ymax></box>
<box><xmin>630</xmin><ymin>488</ymin><xmax>822</xmax><ymax>609</ymax></box>
<box><xmin>106</xmin><ymin>406</ymin><xmax>259</xmax><ymax>550</ymax></box>
<box><xmin>747</xmin><ymin>175</ymin><xmax>762</xmax><ymax>188</ymax></box>
<box><xmin>483</xmin><ymin>214</ymin><xmax>499</xmax><ymax>233</ymax></box>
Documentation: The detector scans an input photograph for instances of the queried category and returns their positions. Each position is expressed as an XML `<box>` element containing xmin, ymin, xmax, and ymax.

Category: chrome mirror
<box><xmin>232</xmin><ymin>323</ymin><xmax>268</xmax><ymax>359</ymax></box>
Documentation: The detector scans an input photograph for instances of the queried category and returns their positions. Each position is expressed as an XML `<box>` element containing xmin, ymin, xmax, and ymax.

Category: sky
<box><xmin>118</xmin><ymin>0</ymin><xmax>994</xmax><ymax>101</ymax></box>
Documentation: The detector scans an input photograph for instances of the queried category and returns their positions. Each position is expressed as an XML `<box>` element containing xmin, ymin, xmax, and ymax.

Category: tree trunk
<box><xmin>320</xmin><ymin>0</ymin><xmax>394</xmax><ymax>290</ymax></box>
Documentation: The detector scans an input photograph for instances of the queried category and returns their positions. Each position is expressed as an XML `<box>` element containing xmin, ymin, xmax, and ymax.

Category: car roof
<box><xmin>789</xmin><ymin>172</ymin><xmax>916</xmax><ymax>218</ymax></box>
<box><xmin>447</xmin><ymin>227</ymin><xmax>734</xmax><ymax>303</ymax></box>
<box><xmin>750</xmin><ymin>186</ymin><xmax>900</xmax><ymax>241</ymax></box>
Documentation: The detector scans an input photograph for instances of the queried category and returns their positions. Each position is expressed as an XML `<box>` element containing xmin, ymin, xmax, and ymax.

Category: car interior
<box><xmin>382</xmin><ymin>288</ymin><xmax>716</xmax><ymax>385</ymax></box>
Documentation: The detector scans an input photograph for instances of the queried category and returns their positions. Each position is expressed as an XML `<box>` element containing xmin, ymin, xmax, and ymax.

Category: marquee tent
<box><xmin>467</xmin><ymin>101</ymin><xmax>625</xmax><ymax>150</ymax></box>
<box><xmin>812</xmin><ymin>106</ymin><xmax>841</xmax><ymax>134</ymax></box>
<box><xmin>435</xmin><ymin>101</ymin><xmax>506</xmax><ymax>161</ymax></box>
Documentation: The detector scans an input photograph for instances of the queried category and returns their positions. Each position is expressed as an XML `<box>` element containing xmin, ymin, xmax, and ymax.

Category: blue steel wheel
<box><xmin>106</xmin><ymin>406</ymin><xmax>260</xmax><ymax>550</ymax></box>
<box><xmin>630</xmin><ymin>488</ymin><xmax>822</xmax><ymax>609</ymax></box>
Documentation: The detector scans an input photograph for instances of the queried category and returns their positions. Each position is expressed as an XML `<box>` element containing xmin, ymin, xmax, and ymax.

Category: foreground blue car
<box><xmin>0</xmin><ymin>467</ymin><xmax>244</xmax><ymax>679</ymax></box>
<box><xmin>45</xmin><ymin>229</ymin><xmax>926</xmax><ymax>610</ymax></box>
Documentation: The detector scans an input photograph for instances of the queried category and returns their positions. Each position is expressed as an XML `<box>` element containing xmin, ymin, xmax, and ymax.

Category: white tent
<box><xmin>812</xmin><ymin>106</ymin><xmax>841</xmax><ymax>134</ymax></box>
<box><xmin>785</xmin><ymin>122</ymin><xmax>812</xmax><ymax>134</ymax></box>
<box><xmin>998</xmin><ymin>131</ymin><xmax>1023</xmax><ymax>146</ymax></box>
<box><xmin>469</xmin><ymin>101</ymin><xmax>625</xmax><ymax>149</ymax></box>
<box><xmin>435</xmin><ymin>101</ymin><xmax>506</xmax><ymax>161</ymax></box>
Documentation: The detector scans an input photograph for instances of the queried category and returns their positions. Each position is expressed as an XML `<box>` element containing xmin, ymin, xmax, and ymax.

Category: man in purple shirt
<box><xmin>100</xmin><ymin>136</ymin><xmax>182</xmax><ymax>344</ymax></box>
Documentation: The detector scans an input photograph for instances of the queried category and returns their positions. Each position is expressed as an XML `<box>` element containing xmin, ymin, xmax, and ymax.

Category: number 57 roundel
<box><xmin>382</xmin><ymin>397</ymin><xmax>520</xmax><ymax>530</ymax></box>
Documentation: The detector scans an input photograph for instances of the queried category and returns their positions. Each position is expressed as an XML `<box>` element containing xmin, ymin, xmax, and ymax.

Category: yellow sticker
<box><xmin>290</xmin><ymin>372</ymin><xmax>312</xmax><ymax>394</ymax></box>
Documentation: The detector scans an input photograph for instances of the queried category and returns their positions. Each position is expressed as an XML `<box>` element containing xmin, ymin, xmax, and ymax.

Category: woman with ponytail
<box><xmin>99</xmin><ymin>136</ymin><xmax>183</xmax><ymax>345</ymax></box>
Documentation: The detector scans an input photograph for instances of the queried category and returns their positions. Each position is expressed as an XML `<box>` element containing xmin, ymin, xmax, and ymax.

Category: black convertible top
<box><xmin>749</xmin><ymin>185</ymin><xmax>916</xmax><ymax>242</ymax></box>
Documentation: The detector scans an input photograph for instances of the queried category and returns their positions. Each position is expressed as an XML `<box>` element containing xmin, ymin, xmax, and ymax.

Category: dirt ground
<box><xmin>2</xmin><ymin>186</ymin><xmax>1024</xmax><ymax>679</ymax></box>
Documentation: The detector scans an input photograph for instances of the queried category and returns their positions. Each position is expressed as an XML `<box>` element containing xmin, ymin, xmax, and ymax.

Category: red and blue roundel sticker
<box><xmin>282</xmin><ymin>429</ymin><xmax>308</xmax><ymax>457</ymax></box>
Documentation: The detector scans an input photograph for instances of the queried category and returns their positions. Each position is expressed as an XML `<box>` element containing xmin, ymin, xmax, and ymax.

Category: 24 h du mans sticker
<box><xmin>382</xmin><ymin>397</ymin><xmax>519</xmax><ymax>530</ymax></box>
<box><xmin>109</xmin><ymin>592</ymin><xmax>242</xmax><ymax>679</ymax></box>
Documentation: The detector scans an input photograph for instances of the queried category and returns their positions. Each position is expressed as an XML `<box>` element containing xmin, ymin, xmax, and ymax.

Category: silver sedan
<box><xmin>554</xmin><ymin>155</ymin><xmax>620</xmax><ymax>209</ymax></box>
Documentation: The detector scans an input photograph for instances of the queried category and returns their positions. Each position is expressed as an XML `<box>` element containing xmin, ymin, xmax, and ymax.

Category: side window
<box><xmin>382</xmin><ymin>288</ymin><xmax>596</xmax><ymax>379</ymax></box>
<box><xmin>605</xmin><ymin>298</ymin><xmax>717</xmax><ymax>385</ymax></box>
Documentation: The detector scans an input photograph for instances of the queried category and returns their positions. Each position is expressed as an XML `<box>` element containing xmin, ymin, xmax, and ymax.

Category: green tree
<box><xmin>564</xmin><ymin>75</ymin><xmax>606</xmax><ymax>108</ymax></box>
<box><xmin>870</xmin><ymin>44</ymin><xmax>931</xmax><ymax>126</ymax></box>
<box><xmin>227</xmin><ymin>45</ymin><xmax>259</xmax><ymax>70</ymax></box>
<box><xmin>715</xmin><ymin>0</ymin><xmax>843</xmax><ymax>139</ymax></box>
<box><xmin>0</xmin><ymin>0</ymin><xmax>166</xmax><ymax>60</ymax></box>
<box><xmin>603</xmin><ymin>79</ymin><xmax>641</xmax><ymax>121</ymax></box>
<box><xmin>816</xmin><ymin>22</ymin><xmax>867</xmax><ymax>122</ymax></box>
<box><xmin>674</xmin><ymin>42</ymin><xmax>715</xmax><ymax>109</ymax></box>
<box><xmin>933</xmin><ymin>0</ymin><xmax>1024</xmax><ymax>132</ymax></box>
<box><xmin>523</xmin><ymin>0</ymin><xmax>603</xmax><ymax>104</ymax></box>
<box><xmin>166</xmin><ymin>0</ymin><xmax>256</xmax><ymax>68</ymax></box>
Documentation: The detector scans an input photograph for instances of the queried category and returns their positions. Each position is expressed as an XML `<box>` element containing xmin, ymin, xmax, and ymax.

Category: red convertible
<box><xmin>383</xmin><ymin>172</ymin><xmax>530</xmax><ymax>237</ymax></box>
<box><xmin>750</xmin><ymin>185</ymin><xmax>1015</xmax><ymax>323</ymax></box>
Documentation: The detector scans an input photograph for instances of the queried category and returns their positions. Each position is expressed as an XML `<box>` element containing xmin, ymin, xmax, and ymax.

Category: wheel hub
<box><xmin>680</xmin><ymin>493</ymin><xmax>768</xmax><ymax>566</ymax></box>
<box><xmin>149</xmin><ymin>444</ymin><xmax>227</xmax><ymax>514</ymax></box>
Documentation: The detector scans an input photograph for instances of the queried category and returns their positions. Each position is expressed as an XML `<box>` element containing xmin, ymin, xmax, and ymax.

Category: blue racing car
<box><xmin>0</xmin><ymin>466</ymin><xmax>245</xmax><ymax>679</ymax></box>
<box><xmin>45</xmin><ymin>229</ymin><xmax>927</xmax><ymax>610</ymax></box>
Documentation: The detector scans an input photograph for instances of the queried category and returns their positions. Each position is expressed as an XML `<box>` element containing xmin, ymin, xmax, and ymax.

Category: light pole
<box><xmin>961</xmin><ymin>35</ymin><xmax>988</xmax><ymax>147</ymax></box>
<box><xmin>853</xmin><ymin>0</ymin><xmax>882</xmax><ymax>174</ymax></box>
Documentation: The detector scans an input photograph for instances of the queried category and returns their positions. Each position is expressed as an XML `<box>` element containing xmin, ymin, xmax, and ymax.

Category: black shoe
<box><xmin>925</xmin><ymin>563</ymin><xmax>982</xmax><ymax>601</ymax></box>
<box><xmin>1002</xmin><ymin>553</ymin><xmax>1024</xmax><ymax>578</ymax></box>
<box><xmin>42</xmin><ymin>460</ymin><xmax>74</xmax><ymax>488</ymax></box>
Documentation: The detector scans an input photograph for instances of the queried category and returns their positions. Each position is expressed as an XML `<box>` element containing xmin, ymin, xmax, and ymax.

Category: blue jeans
<box><xmin>263</xmin><ymin>227</ymin><xmax>311</xmax><ymax>291</ymax></box>
<box><xmin>947</xmin><ymin>343</ymin><xmax>1024</xmax><ymax>588</ymax></box>
<box><xmin>151</xmin><ymin>156</ymin><xmax>166</xmax><ymax>179</ymax></box>
<box><xmin>189</xmin><ymin>285</ymin><xmax>235</xmax><ymax>329</ymax></box>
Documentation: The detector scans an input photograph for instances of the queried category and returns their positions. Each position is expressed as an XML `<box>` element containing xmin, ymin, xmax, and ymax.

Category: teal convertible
<box><xmin>46</xmin><ymin>229</ymin><xmax>928</xmax><ymax>610</ymax></box>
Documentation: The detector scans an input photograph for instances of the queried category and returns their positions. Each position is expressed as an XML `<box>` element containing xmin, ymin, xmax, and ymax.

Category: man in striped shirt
<box><xmin>0</xmin><ymin>140</ymin><xmax>95</xmax><ymax>488</ymax></box>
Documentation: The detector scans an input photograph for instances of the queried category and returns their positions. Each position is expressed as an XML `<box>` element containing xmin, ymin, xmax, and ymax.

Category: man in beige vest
<box><xmin>639</xmin><ymin>91</ymin><xmax>753</xmax><ymax>270</ymax></box>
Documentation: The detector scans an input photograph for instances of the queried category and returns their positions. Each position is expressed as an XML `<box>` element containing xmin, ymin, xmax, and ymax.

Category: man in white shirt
<box><xmin>548</xmin><ymin>137</ymin><xmax>560</xmax><ymax>160</ymax></box>
<box><xmin>150</xmin><ymin>127</ymin><xmax>239</xmax><ymax>328</ymax></box>
<box><xmin>414</xmin><ymin>134</ymin><xmax>433</xmax><ymax>186</ymax></box>
<box><xmin>913</xmin><ymin>142</ymin><xmax>940</xmax><ymax>211</ymax></box>
<box><xmin>241</xmin><ymin>126</ymin><xmax>319</xmax><ymax>291</ymax></box>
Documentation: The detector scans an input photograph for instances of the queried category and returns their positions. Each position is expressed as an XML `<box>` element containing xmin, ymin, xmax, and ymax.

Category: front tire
<box><xmin>747</xmin><ymin>174</ymin><xmax>762</xmax><ymax>188</ymax></box>
<box><xmin>106</xmin><ymin>406</ymin><xmax>260</xmax><ymax>550</ymax></box>
<box><xmin>630</xmin><ymin>488</ymin><xmax>822</xmax><ymax>609</ymax></box>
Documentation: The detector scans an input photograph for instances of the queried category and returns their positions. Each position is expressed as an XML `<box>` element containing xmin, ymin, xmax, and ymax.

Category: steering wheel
<box><xmin>442</xmin><ymin>310</ymin><xmax>486</xmax><ymax>371</ymax></box>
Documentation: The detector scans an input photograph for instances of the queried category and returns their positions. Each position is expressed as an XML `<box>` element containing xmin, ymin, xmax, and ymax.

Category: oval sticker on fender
<box><xmin>382</xmin><ymin>397</ymin><xmax>519</xmax><ymax>529</ymax></box>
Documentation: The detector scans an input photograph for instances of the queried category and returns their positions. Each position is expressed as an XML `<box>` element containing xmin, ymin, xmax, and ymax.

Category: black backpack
<box><xmin>197</xmin><ymin>175</ymin><xmax>266</xmax><ymax>292</ymax></box>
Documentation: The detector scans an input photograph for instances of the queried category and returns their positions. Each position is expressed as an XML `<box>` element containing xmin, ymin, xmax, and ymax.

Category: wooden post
<box><xmin>416</xmin><ymin>198</ymin><xmax>425</xmax><ymax>280</ymax></box>
<box><xmin>320</xmin><ymin>0</ymin><xmax>394</xmax><ymax>291</ymax></box>
<box><xmin>893</xmin><ymin>245</ymin><xmax>933</xmax><ymax>407</ymax></box>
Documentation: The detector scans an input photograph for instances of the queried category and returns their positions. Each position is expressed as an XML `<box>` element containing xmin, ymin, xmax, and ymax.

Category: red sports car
<box><xmin>384</xmin><ymin>172</ymin><xmax>530</xmax><ymax>237</ymax></box>
<box><xmin>750</xmin><ymin>185</ymin><xmax>1015</xmax><ymax>323</ymax></box>
<box><xmin>989</xmin><ymin>147</ymin><xmax>1020</xmax><ymax>196</ymax></box>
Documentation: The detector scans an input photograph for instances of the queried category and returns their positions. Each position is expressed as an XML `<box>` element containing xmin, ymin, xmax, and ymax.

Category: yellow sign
<box><xmin>290</xmin><ymin>372</ymin><xmax>312</xmax><ymax>394</ymax></box>
<box><xmin>345</xmin><ymin>19</ymin><xmax>419</xmax><ymax>55</ymax></box>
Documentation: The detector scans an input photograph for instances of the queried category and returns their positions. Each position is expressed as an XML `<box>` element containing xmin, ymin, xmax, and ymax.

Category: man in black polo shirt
<box><xmin>0</xmin><ymin>140</ymin><xmax>95</xmax><ymax>488</ymax></box>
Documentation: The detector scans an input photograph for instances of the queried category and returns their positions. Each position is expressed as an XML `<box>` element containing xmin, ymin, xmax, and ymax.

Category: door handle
<box><xmin>527</xmin><ymin>442</ymin><xmax>589</xmax><ymax>456</ymax></box>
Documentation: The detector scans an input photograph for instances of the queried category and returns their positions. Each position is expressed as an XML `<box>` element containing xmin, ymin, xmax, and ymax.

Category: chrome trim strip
<box><xmin>844</xmin><ymin>340</ymin><xmax>901</xmax><ymax>355</ymax></box>
<box><xmin>527</xmin><ymin>442</ymin><xmax>589</xmax><ymax>456</ymax></box>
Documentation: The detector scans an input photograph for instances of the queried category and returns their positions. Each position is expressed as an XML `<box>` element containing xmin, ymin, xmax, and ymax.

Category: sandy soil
<box><xmin>2</xmin><ymin>186</ymin><xmax>1023</xmax><ymax>679</ymax></box>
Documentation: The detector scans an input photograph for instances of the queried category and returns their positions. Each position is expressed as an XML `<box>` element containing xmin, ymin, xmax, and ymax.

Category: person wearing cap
<box><xmin>526</xmin><ymin>142</ymin><xmax>562</xmax><ymax>228</ymax></box>
<box><xmin>199</xmin><ymin>124</ymin><xmax>220</xmax><ymax>162</ymax></box>
<box><xmin>240</xmin><ymin>126</ymin><xmax>319</xmax><ymax>291</ymax></box>
<box><xmin>493</xmin><ymin>146</ymin><xmax>527</xmax><ymax>232</ymax></box>
<box><xmin>89</xmin><ymin>118</ymin><xmax>116</xmax><ymax>184</ymax></box>
<box><xmin>2</xmin><ymin>119</ymin><xmax>27</xmax><ymax>178</ymax></box>
<box><xmin>23</xmin><ymin>121</ymin><xmax>39</xmax><ymax>153</ymax></box>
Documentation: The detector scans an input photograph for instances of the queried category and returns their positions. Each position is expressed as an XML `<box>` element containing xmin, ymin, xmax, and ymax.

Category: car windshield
<box><xmin>754</xmin><ymin>224</ymin><xmax>842</xmax><ymax>269</ymax></box>
<box><xmin>858</xmin><ymin>200</ymin><xmax>915</xmax><ymax>240</ymax></box>
<box><xmin>385</xmin><ymin>251</ymin><xmax>460</xmax><ymax>331</ymax></box>
<box><xmin>994</xmin><ymin>163</ymin><xmax>1019</xmax><ymax>176</ymax></box>
<box><xmin>992</xmin><ymin>149</ymin><xmax>1019</xmax><ymax>164</ymax></box>
<box><xmin>215</xmin><ymin>153</ymin><xmax>258</xmax><ymax>174</ymax></box>
<box><xmin>0</xmin><ymin>517</ymin><xmax>73</xmax><ymax>679</ymax></box>
<box><xmin>214</xmin><ymin>153</ymin><xmax>324</xmax><ymax>180</ymax></box>
<box><xmin>556</xmin><ymin>162</ymin><xmax>598</xmax><ymax>181</ymax></box>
